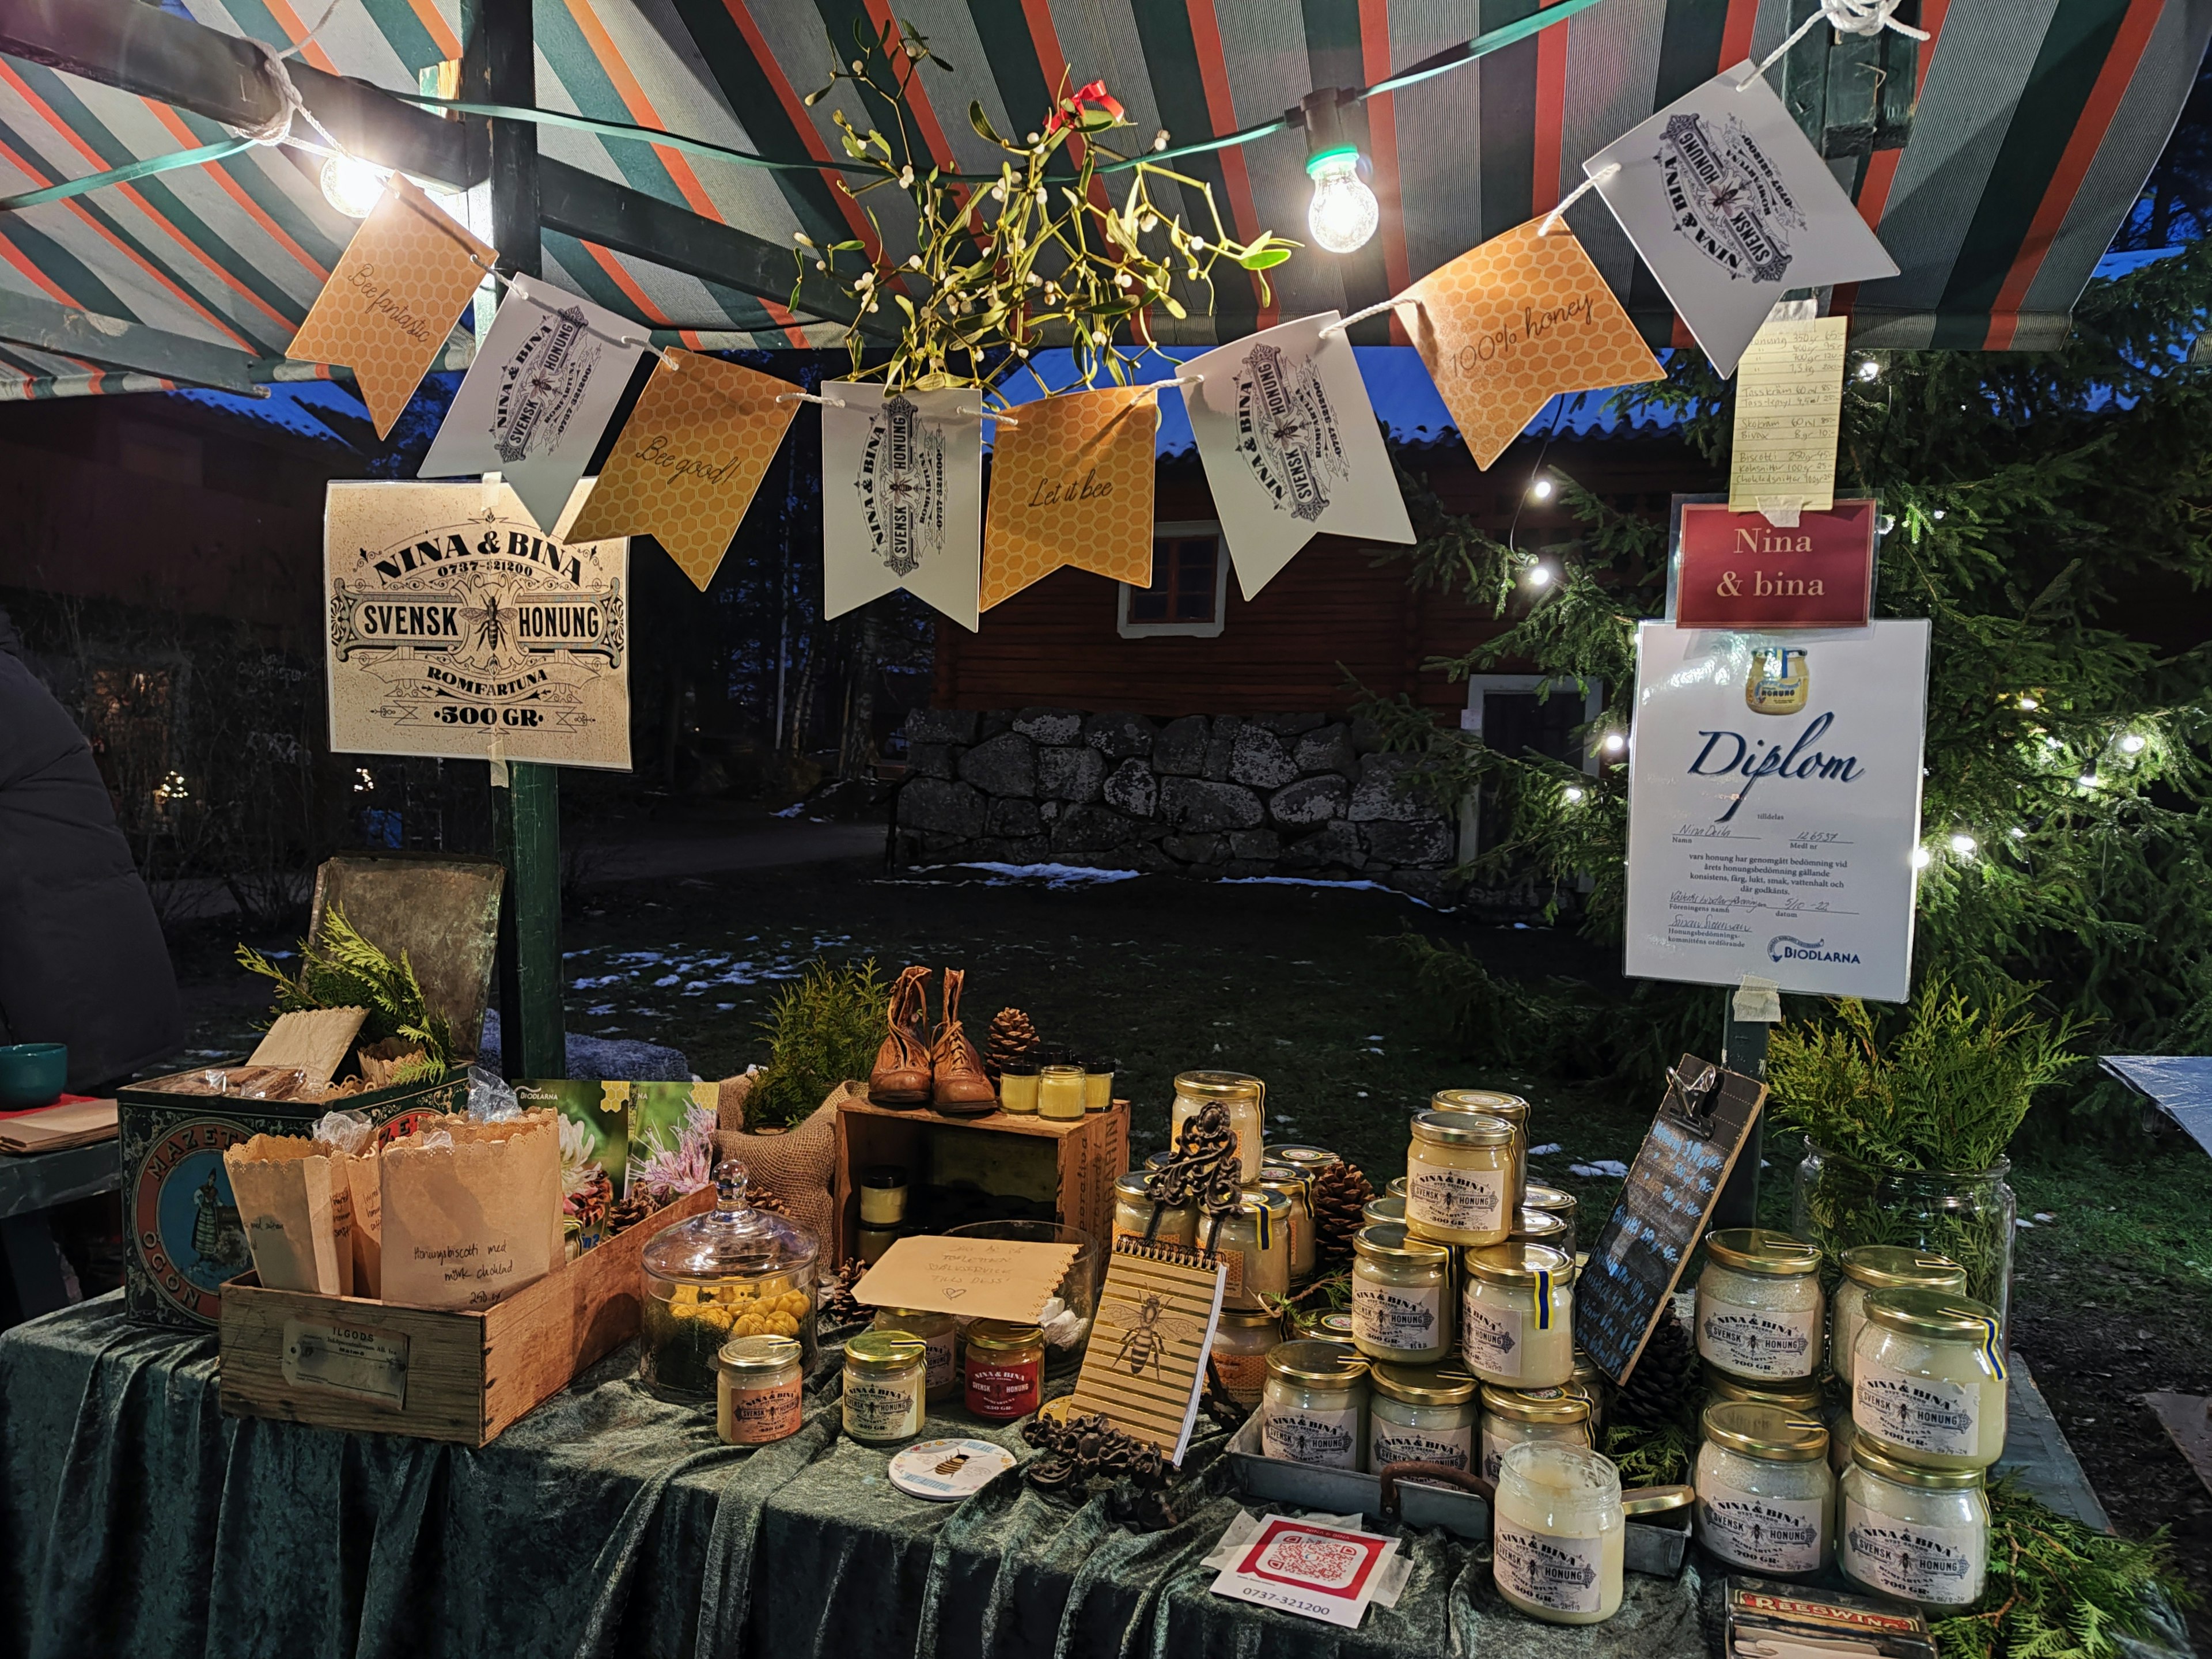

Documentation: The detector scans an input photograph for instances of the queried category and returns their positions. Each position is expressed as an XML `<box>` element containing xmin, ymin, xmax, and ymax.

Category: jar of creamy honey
<box><xmin>1405</xmin><ymin>1111</ymin><xmax>1514</xmax><ymax>1247</ymax></box>
<box><xmin>1696</xmin><ymin>1228</ymin><xmax>1823</xmax><ymax>1382</ymax></box>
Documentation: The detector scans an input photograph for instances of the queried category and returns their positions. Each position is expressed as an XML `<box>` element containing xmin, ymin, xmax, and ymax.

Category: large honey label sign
<box><xmin>324</xmin><ymin>479</ymin><xmax>631</xmax><ymax>769</ymax></box>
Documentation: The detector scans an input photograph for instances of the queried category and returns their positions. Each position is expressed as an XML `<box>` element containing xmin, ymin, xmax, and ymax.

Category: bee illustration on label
<box><xmin>1745</xmin><ymin>647</ymin><xmax>1809</xmax><ymax>715</ymax></box>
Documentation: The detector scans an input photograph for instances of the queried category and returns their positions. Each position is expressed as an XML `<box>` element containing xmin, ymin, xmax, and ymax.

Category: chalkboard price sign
<box><xmin>1575</xmin><ymin>1055</ymin><xmax>1767</xmax><ymax>1385</ymax></box>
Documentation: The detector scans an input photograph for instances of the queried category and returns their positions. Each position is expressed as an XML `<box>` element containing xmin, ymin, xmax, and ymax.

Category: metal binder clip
<box><xmin>1664</xmin><ymin>1063</ymin><xmax>1721</xmax><ymax>1139</ymax></box>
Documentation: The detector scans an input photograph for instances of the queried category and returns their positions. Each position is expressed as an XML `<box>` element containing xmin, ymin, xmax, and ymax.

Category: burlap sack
<box><xmin>709</xmin><ymin>1074</ymin><xmax>847</xmax><ymax>1253</ymax></box>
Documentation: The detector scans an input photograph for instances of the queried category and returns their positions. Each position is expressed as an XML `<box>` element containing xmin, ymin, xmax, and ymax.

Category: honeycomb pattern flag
<box><xmin>287</xmin><ymin>177</ymin><xmax>493</xmax><ymax>439</ymax></box>
<box><xmin>980</xmin><ymin>385</ymin><xmax>1160</xmax><ymax>611</ymax></box>
<box><xmin>566</xmin><ymin>351</ymin><xmax>800</xmax><ymax>588</ymax></box>
<box><xmin>1402</xmin><ymin>219</ymin><xmax>1666</xmax><ymax>471</ymax></box>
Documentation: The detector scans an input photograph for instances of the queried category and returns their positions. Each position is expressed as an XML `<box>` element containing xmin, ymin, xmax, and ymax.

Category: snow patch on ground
<box><xmin>1570</xmin><ymin>1159</ymin><xmax>1629</xmax><ymax>1178</ymax></box>
<box><xmin>895</xmin><ymin>862</ymin><xmax>1143</xmax><ymax>889</ymax></box>
<box><xmin>1222</xmin><ymin>876</ymin><xmax>1436</xmax><ymax>908</ymax></box>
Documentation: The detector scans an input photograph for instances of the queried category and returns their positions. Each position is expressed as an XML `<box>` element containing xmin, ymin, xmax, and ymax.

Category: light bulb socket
<box><xmin>1299</xmin><ymin>88</ymin><xmax>1350</xmax><ymax>157</ymax></box>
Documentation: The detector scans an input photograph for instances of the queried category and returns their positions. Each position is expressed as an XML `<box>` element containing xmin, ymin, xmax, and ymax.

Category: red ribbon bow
<box><xmin>1046</xmin><ymin>80</ymin><xmax>1125</xmax><ymax>135</ymax></box>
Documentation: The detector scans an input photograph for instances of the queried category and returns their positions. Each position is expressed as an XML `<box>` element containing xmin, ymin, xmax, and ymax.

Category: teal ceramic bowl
<box><xmin>0</xmin><ymin>1043</ymin><xmax>66</xmax><ymax>1108</ymax></box>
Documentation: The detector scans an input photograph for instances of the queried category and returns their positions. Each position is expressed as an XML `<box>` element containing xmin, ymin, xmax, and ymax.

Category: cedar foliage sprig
<box><xmin>1931</xmin><ymin>1480</ymin><xmax>2194</xmax><ymax>1659</ymax></box>
<box><xmin>793</xmin><ymin>19</ymin><xmax>1294</xmax><ymax>392</ymax></box>
<box><xmin>1766</xmin><ymin>974</ymin><xmax>2085</xmax><ymax>1173</ymax></box>
<box><xmin>234</xmin><ymin>904</ymin><xmax>453</xmax><ymax>1069</ymax></box>
<box><xmin>747</xmin><ymin>959</ymin><xmax>891</xmax><ymax>1129</ymax></box>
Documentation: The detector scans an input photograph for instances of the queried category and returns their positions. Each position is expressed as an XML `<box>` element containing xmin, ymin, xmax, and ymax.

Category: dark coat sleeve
<box><xmin>0</xmin><ymin>650</ymin><xmax>184</xmax><ymax>1090</ymax></box>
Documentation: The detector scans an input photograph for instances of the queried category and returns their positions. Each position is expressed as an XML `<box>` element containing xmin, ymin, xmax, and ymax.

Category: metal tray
<box><xmin>1224</xmin><ymin>1416</ymin><xmax>1692</xmax><ymax>1577</ymax></box>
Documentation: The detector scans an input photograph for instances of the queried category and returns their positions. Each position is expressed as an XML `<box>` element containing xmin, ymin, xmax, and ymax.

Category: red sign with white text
<box><xmin>1675</xmin><ymin>499</ymin><xmax>1876</xmax><ymax>629</ymax></box>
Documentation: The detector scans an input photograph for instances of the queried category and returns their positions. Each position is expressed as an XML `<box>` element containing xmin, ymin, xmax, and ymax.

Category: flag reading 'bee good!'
<box><xmin>567</xmin><ymin>353</ymin><xmax>800</xmax><ymax>589</ymax></box>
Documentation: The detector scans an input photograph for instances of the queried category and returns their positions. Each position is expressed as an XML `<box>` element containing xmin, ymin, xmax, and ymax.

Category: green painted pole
<box><xmin>469</xmin><ymin>0</ymin><xmax>565</xmax><ymax>1080</ymax></box>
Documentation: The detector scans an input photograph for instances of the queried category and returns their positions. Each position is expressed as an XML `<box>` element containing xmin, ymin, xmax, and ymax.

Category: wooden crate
<box><xmin>218</xmin><ymin>1186</ymin><xmax>711</xmax><ymax>1446</ymax></box>
<box><xmin>831</xmin><ymin>1097</ymin><xmax>1128</xmax><ymax>1263</ymax></box>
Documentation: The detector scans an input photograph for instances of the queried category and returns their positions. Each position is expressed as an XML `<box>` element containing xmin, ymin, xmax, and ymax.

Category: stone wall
<box><xmin>892</xmin><ymin>707</ymin><xmax>1460</xmax><ymax>898</ymax></box>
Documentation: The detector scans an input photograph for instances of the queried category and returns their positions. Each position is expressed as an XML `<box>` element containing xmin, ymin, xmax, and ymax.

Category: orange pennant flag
<box><xmin>981</xmin><ymin>385</ymin><xmax>1159</xmax><ymax>612</ymax></box>
<box><xmin>566</xmin><ymin>351</ymin><xmax>800</xmax><ymax>589</ymax></box>
<box><xmin>287</xmin><ymin>178</ymin><xmax>494</xmax><ymax>438</ymax></box>
<box><xmin>1401</xmin><ymin>219</ymin><xmax>1665</xmax><ymax>471</ymax></box>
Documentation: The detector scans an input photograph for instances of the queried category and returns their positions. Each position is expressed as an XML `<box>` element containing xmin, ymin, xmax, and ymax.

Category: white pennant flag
<box><xmin>1585</xmin><ymin>63</ymin><xmax>1897</xmax><ymax>378</ymax></box>
<box><xmin>1182</xmin><ymin>313</ymin><xmax>1414</xmax><ymax>600</ymax></box>
<box><xmin>419</xmin><ymin>275</ymin><xmax>646</xmax><ymax>532</ymax></box>
<box><xmin>820</xmin><ymin>381</ymin><xmax>983</xmax><ymax>632</ymax></box>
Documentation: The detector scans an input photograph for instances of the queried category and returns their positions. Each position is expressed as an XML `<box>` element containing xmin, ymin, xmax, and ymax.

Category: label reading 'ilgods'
<box><xmin>1407</xmin><ymin>1165</ymin><xmax>1505</xmax><ymax>1234</ymax></box>
<box><xmin>1353</xmin><ymin>1282</ymin><xmax>1445</xmax><ymax>1351</ymax></box>
<box><xmin>1700</xmin><ymin>1491</ymin><xmax>1828</xmax><ymax>1573</ymax></box>
<box><xmin>1854</xmin><ymin>1363</ymin><xmax>1979</xmax><ymax>1459</ymax></box>
<box><xmin>1263</xmin><ymin>1406</ymin><xmax>1361</xmax><ymax>1469</ymax></box>
<box><xmin>1494</xmin><ymin>1524</ymin><xmax>1605</xmax><ymax>1615</ymax></box>
<box><xmin>1699</xmin><ymin>1300</ymin><xmax>1818</xmax><ymax>1379</ymax></box>
<box><xmin>1842</xmin><ymin>1499</ymin><xmax>1983</xmax><ymax>1604</ymax></box>
<box><xmin>1370</xmin><ymin>1421</ymin><xmax>1473</xmax><ymax>1472</ymax></box>
<box><xmin>1461</xmin><ymin>1291</ymin><xmax>1526</xmax><ymax>1377</ymax></box>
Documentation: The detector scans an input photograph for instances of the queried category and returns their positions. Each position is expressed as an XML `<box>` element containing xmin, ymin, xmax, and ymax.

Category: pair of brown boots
<box><xmin>869</xmin><ymin>965</ymin><xmax>997</xmax><ymax>1115</ymax></box>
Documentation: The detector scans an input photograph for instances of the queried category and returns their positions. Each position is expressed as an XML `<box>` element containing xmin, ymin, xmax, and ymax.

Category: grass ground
<box><xmin>174</xmin><ymin>853</ymin><xmax>2212</xmax><ymax>1645</ymax></box>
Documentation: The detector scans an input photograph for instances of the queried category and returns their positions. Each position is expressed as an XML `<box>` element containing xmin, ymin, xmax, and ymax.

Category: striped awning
<box><xmin>0</xmin><ymin>0</ymin><xmax>2202</xmax><ymax>399</ymax></box>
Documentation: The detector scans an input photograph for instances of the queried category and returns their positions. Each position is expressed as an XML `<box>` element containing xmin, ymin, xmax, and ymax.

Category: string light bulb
<box><xmin>1526</xmin><ymin>563</ymin><xmax>1555</xmax><ymax>589</ymax></box>
<box><xmin>1857</xmin><ymin>359</ymin><xmax>1880</xmax><ymax>381</ymax></box>
<box><xmin>2119</xmin><ymin>733</ymin><xmax>2147</xmax><ymax>754</ymax></box>
<box><xmin>1300</xmin><ymin>90</ymin><xmax>1378</xmax><ymax>254</ymax></box>
<box><xmin>1601</xmin><ymin>732</ymin><xmax>1626</xmax><ymax>755</ymax></box>
<box><xmin>1562</xmin><ymin>786</ymin><xmax>1585</xmax><ymax>804</ymax></box>
<box><xmin>1529</xmin><ymin>476</ymin><xmax>1555</xmax><ymax>501</ymax></box>
<box><xmin>1910</xmin><ymin>846</ymin><xmax>1932</xmax><ymax>869</ymax></box>
<box><xmin>320</xmin><ymin>154</ymin><xmax>388</xmax><ymax>219</ymax></box>
<box><xmin>1949</xmin><ymin>832</ymin><xmax>1977</xmax><ymax>856</ymax></box>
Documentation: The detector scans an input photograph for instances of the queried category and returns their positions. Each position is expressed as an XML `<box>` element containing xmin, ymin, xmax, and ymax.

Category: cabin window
<box><xmin>1460</xmin><ymin>676</ymin><xmax>1605</xmax><ymax>859</ymax></box>
<box><xmin>1117</xmin><ymin>523</ymin><xmax>1228</xmax><ymax>639</ymax></box>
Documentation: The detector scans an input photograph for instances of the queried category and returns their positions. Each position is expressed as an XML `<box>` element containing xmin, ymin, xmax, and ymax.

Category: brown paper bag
<box><xmin>343</xmin><ymin>1143</ymin><xmax>382</xmax><ymax>1298</ymax></box>
<box><xmin>223</xmin><ymin>1135</ymin><xmax>354</xmax><ymax>1296</ymax></box>
<box><xmin>378</xmin><ymin>1111</ymin><xmax>561</xmax><ymax>1310</ymax></box>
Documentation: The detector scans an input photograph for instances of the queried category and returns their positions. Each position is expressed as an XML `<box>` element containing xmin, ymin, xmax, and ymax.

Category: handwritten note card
<box><xmin>1728</xmin><ymin>312</ymin><xmax>1849</xmax><ymax>522</ymax></box>
<box><xmin>853</xmin><ymin>1235</ymin><xmax>1080</xmax><ymax>1324</ymax></box>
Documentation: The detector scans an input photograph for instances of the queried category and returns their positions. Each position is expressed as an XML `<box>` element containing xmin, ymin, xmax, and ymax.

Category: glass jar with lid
<box><xmin>1838</xmin><ymin>1438</ymin><xmax>1990</xmax><ymax>1608</ymax></box>
<box><xmin>1082</xmin><ymin>1056</ymin><xmax>1117</xmax><ymax>1112</ymax></box>
<box><xmin>1696</xmin><ymin>1402</ymin><xmax>1834</xmax><ymax>1575</ymax></box>
<box><xmin>1289</xmin><ymin>1306</ymin><xmax>1358</xmax><ymax>1348</ymax></box>
<box><xmin>1461</xmin><ymin>1241</ymin><xmax>1575</xmax><ymax>1387</ymax></box>
<box><xmin>1213</xmin><ymin>1189</ymin><xmax>1292</xmax><ymax>1309</ymax></box>
<box><xmin>1512</xmin><ymin>1207</ymin><xmax>1569</xmax><ymax>1251</ymax></box>
<box><xmin>1480</xmin><ymin>1382</ymin><xmax>1593</xmax><ymax>1480</ymax></box>
<box><xmin>1255</xmin><ymin>1164</ymin><xmax>1316</xmax><ymax>1283</ymax></box>
<box><xmin>1431</xmin><ymin>1089</ymin><xmax>1530</xmax><ymax>1211</ymax></box>
<box><xmin>964</xmin><ymin>1319</ymin><xmax>1046</xmax><ymax>1420</ymax></box>
<box><xmin>1491</xmin><ymin>1441</ymin><xmax>1624</xmax><ymax>1625</ymax></box>
<box><xmin>841</xmin><ymin>1331</ymin><xmax>927</xmax><ymax>1444</ymax></box>
<box><xmin>1369</xmin><ymin>1363</ymin><xmax>1478</xmax><ymax>1472</ymax></box>
<box><xmin>1261</xmin><ymin>1340</ymin><xmax>1369</xmax><ymax>1469</ymax></box>
<box><xmin>1708</xmin><ymin>1370</ymin><xmax>1825</xmax><ymax>1415</ymax></box>
<box><xmin>1363</xmin><ymin>1194</ymin><xmax>1406</xmax><ymax>1227</ymax></box>
<box><xmin>1351</xmin><ymin>1222</ymin><xmax>1453</xmax><ymax>1364</ymax></box>
<box><xmin>1387</xmin><ymin>1176</ymin><xmax>1407</xmax><ymax>1198</ymax></box>
<box><xmin>1405</xmin><ymin>1111</ymin><xmax>1514</xmax><ymax>1246</ymax></box>
<box><xmin>1852</xmin><ymin>1289</ymin><xmax>2008</xmax><ymax>1469</ymax></box>
<box><xmin>1696</xmin><ymin>1228</ymin><xmax>1823</xmax><ymax>1382</ymax></box>
<box><xmin>1037</xmin><ymin>1062</ymin><xmax>1087</xmax><ymax>1122</ymax></box>
<box><xmin>639</xmin><ymin>1160</ymin><xmax>819</xmax><ymax>1401</ymax></box>
<box><xmin>716</xmin><ymin>1334</ymin><xmax>805</xmax><ymax>1446</ymax></box>
<box><xmin>1571</xmin><ymin>1351</ymin><xmax>1609</xmax><ymax>1434</ymax></box>
<box><xmin>1210</xmin><ymin>1308</ymin><xmax>1281</xmax><ymax>1408</ymax></box>
<box><xmin>1264</xmin><ymin>1145</ymin><xmax>1340</xmax><ymax>1182</ymax></box>
<box><xmin>870</xmin><ymin>1306</ymin><xmax>958</xmax><ymax>1402</ymax></box>
<box><xmin>1523</xmin><ymin>1184</ymin><xmax>1578</xmax><ymax>1256</ymax></box>
<box><xmin>1171</xmin><ymin>1070</ymin><xmax>1266</xmax><ymax>1182</ymax></box>
<box><xmin>1112</xmin><ymin>1171</ymin><xmax>1196</xmax><ymax>1249</ymax></box>
<box><xmin>998</xmin><ymin>1056</ymin><xmax>1040</xmax><ymax>1114</ymax></box>
<box><xmin>1833</xmin><ymin>1246</ymin><xmax>1967</xmax><ymax>1384</ymax></box>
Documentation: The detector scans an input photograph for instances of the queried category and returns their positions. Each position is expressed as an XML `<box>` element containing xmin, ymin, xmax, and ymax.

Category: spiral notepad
<box><xmin>1067</xmin><ymin>1236</ymin><xmax>1228</xmax><ymax>1464</ymax></box>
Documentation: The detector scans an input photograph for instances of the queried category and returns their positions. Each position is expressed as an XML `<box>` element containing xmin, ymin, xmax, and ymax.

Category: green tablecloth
<box><xmin>1</xmin><ymin>1295</ymin><xmax>1711</xmax><ymax>1659</ymax></box>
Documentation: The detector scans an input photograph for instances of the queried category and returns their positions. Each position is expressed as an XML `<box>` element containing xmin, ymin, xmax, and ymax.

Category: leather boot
<box><xmin>930</xmin><ymin>968</ymin><xmax>999</xmax><ymax>1116</ymax></box>
<box><xmin>868</xmin><ymin>965</ymin><xmax>933</xmax><ymax>1107</ymax></box>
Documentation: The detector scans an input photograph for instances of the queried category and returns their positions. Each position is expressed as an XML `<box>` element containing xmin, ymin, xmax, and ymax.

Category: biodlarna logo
<box><xmin>1768</xmin><ymin>934</ymin><xmax>1861</xmax><ymax>965</ymax></box>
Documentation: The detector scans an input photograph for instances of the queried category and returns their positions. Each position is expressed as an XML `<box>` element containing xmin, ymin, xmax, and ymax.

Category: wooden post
<box><xmin>465</xmin><ymin>0</ymin><xmax>565</xmax><ymax>1079</ymax></box>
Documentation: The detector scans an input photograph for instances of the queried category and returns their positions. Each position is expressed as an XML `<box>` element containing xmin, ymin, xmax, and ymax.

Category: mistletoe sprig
<box><xmin>792</xmin><ymin>20</ymin><xmax>1296</xmax><ymax>393</ymax></box>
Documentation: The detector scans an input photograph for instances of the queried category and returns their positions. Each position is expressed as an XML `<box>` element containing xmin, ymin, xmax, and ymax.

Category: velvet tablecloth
<box><xmin>0</xmin><ymin>1294</ymin><xmax>1711</xmax><ymax>1659</ymax></box>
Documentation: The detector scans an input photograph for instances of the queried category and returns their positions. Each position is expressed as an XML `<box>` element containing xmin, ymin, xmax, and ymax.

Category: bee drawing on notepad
<box><xmin>1101</xmin><ymin>1291</ymin><xmax>1207</xmax><ymax>1381</ymax></box>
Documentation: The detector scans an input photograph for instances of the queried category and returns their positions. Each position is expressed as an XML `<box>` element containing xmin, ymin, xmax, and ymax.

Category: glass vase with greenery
<box><xmin>1771</xmin><ymin>975</ymin><xmax>2082</xmax><ymax>1329</ymax></box>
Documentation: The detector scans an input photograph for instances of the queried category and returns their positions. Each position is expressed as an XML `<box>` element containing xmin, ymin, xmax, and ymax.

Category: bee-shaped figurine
<box><xmin>1100</xmin><ymin>1290</ymin><xmax>1207</xmax><ymax>1381</ymax></box>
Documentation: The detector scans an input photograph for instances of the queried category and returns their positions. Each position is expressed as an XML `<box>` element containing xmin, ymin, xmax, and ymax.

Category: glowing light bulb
<box><xmin>1910</xmin><ymin>846</ymin><xmax>1932</xmax><ymax>869</ymax></box>
<box><xmin>320</xmin><ymin>153</ymin><xmax>389</xmax><ymax>219</ymax></box>
<box><xmin>1562</xmin><ymin>786</ymin><xmax>1585</xmax><ymax>804</ymax></box>
<box><xmin>2009</xmin><ymin>827</ymin><xmax>2027</xmax><ymax>839</ymax></box>
<box><xmin>1304</xmin><ymin>148</ymin><xmax>1378</xmax><ymax>253</ymax></box>
<box><xmin>1932</xmin><ymin>509</ymin><xmax>1946</xmax><ymax>520</ymax></box>
<box><xmin>1857</xmin><ymin>359</ymin><xmax>1880</xmax><ymax>381</ymax></box>
<box><xmin>1529</xmin><ymin>478</ymin><xmax>1555</xmax><ymax>501</ymax></box>
<box><xmin>1602</xmin><ymin>732</ymin><xmax>1626</xmax><ymax>755</ymax></box>
<box><xmin>1949</xmin><ymin>832</ymin><xmax>1977</xmax><ymax>856</ymax></box>
<box><xmin>2119</xmin><ymin>733</ymin><xmax>2147</xmax><ymax>753</ymax></box>
<box><xmin>2017</xmin><ymin>696</ymin><xmax>2038</xmax><ymax>711</ymax></box>
<box><xmin>2077</xmin><ymin>772</ymin><xmax>2099</xmax><ymax>789</ymax></box>
<box><xmin>1526</xmin><ymin>564</ymin><xmax>1554</xmax><ymax>588</ymax></box>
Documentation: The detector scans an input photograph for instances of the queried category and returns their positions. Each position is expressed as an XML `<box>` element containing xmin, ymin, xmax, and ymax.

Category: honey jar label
<box><xmin>1841</xmin><ymin>1501</ymin><xmax>1983</xmax><ymax>1605</ymax></box>
<box><xmin>965</xmin><ymin>1359</ymin><xmax>1041</xmax><ymax>1420</ymax></box>
<box><xmin>1262</xmin><ymin>1406</ymin><xmax>1361</xmax><ymax>1468</ymax></box>
<box><xmin>721</xmin><ymin>1380</ymin><xmax>804</xmax><ymax>1445</ymax></box>
<box><xmin>1853</xmin><ymin>1364</ymin><xmax>1978</xmax><ymax>1459</ymax></box>
<box><xmin>1700</xmin><ymin>1491</ymin><xmax>1826</xmax><ymax>1574</ymax></box>
<box><xmin>1461</xmin><ymin>1296</ymin><xmax>1527</xmax><ymax>1377</ymax></box>
<box><xmin>1494</xmin><ymin>1523</ymin><xmax>1604</xmax><ymax>1615</ymax></box>
<box><xmin>1407</xmin><ymin>1166</ymin><xmax>1506</xmax><ymax>1234</ymax></box>
<box><xmin>1352</xmin><ymin>1283</ymin><xmax>1445</xmax><ymax>1351</ymax></box>
<box><xmin>843</xmin><ymin>1376</ymin><xmax>923</xmax><ymax>1440</ymax></box>
<box><xmin>1698</xmin><ymin>1301</ymin><xmax>1818</xmax><ymax>1379</ymax></box>
<box><xmin>1370</xmin><ymin>1421</ymin><xmax>1472</xmax><ymax>1472</ymax></box>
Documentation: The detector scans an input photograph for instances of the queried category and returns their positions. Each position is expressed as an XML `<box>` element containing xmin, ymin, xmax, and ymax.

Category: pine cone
<box><xmin>1310</xmin><ymin>1161</ymin><xmax>1376</xmax><ymax>1267</ymax></box>
<box><xmin>604</xmin><ymin>1191</ymin><xmax>657</xmax><ymax>1237</ymax></box>
<box><xmin>986</xmin><ymin>1007</ymin><xmax>1037</xmax><ymax>1079</ymax></box>
<box><xmin>1612</xmin><ymin>1309</ymin><xmax>1701</xmax><ymax>1429</ymax></box>
<box><xmin>745</xmin><ymin>1184</ymin><xmax>792</xmax><ymax>1220</ymax></box>
<box><xmin>820</xmin><ymin>1258</ymin><xmax>869</xmax><ymax>1325</ymax></box>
